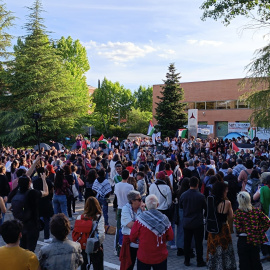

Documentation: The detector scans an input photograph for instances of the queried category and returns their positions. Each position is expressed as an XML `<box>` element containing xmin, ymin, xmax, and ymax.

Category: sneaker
<box><xmin>73</xmin><ymin>212</ymin><xmax>79</xmax><ymax>215</ymax></box>
<box><xmin>170</xmin><ymin>245</ymin><xmax>177</xmax><ymax>250</ymax></box>
<box><xmin>197</xmin><ymin>261</ymin><xmax>206</xmax><ymax>267</ymax></box>
<box><xmin>44</xmin><ymin>238</ymin><xmax>53</xmax><ymax>243</ymax></box>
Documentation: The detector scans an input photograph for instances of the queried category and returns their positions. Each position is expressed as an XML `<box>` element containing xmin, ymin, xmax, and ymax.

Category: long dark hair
<box><xmin>54</xmin><ymin>169</ymin><xmax>65</xmax><ymax>189</ymax></box>
<box><xmin>177</xmin><ymin>177</ymin><xmax>190</xmax><ymax>199</ymax></box>
<box><xmin>211</xmin><ymin>181</ymin><xmax>228</xmax><ymax>206</ymax></box>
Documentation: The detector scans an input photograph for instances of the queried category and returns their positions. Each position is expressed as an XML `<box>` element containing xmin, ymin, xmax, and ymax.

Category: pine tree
<box><xmin>0</xmin><ymin>0</ymin><xmax>89</xmax><ymax>147</ymax></box>
<box><xmin>155</xmin><ymin>63</ymin><xmax>187</xmax><ymax>138</ymax></box>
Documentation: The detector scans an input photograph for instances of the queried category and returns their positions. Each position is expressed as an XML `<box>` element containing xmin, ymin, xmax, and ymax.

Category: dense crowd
<box><xmin>0</xmin><ymin>134</ymin><xmax>270</xmax><ymax>269</ymax></box>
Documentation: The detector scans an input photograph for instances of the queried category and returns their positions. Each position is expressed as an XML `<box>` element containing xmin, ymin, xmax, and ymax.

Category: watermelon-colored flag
<box><xmin>178</xmin><ymin>129</ymin><xmax>187</xmax><ymax>138</ymax></box>
<box><xmin>232</xmin><ymin>142</ymin><xmax>240</xmax><ymax>154</ymax></box>
<box><xmin>147</xmin><ymin>121</ymin><xmax>155</xmax><ymax>136</ymax></box>
<box><xmin>97</xmin><ymin>134</ymin><xmax>104</xmax><ymax>141</ymax></box>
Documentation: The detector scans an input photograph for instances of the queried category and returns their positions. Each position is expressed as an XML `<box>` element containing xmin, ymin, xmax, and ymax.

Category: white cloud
<box><xmin>83</xmin><ymin>41</ymin><xmax>156</xmax><ymax>63</ymax></box>
<box><xmin>187</xmin><ymin>39</ymin><xmax>223</xmax><ymax>46</ymax></box>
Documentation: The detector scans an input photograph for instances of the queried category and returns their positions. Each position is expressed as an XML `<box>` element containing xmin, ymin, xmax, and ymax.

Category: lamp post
<box><xmin>114</xmin><ymin>101</ymin><xmax>132</xmax><ymax>126</ymax></box>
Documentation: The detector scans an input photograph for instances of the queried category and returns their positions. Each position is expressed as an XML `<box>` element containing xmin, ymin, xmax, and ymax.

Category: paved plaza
<box><xmin>1</xmin><ymin>198</ymin><xmax>270</xmax><ymax>270</ymax></box>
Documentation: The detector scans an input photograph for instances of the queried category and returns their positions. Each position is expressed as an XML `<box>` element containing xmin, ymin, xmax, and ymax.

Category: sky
<box><xmin>5</xmin><ymin>0</ymin><xmax>270</xmax><ymax>92</ymax></box>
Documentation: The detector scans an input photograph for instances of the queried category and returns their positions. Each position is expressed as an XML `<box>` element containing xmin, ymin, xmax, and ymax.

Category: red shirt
<box><xmin>126</xmin><ymin>166</ymin><xmax>134</xmax><ymax>174</ymax></box>
<box><xmin>130</xmin><ymin>220</ymin><xmax>173</xmax><ymax>264</ymax></box>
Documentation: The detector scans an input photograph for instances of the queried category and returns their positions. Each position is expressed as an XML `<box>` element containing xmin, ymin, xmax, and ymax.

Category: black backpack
<box><xmin>11</xmin><ymin>190</ymin><xmax>28</xmax><ymax>221</ymax></box>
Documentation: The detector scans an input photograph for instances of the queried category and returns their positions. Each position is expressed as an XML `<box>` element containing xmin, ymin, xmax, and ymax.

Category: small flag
<box><xmin>178</xmin><ymin>129</ymin><xmax>187</xmax><ymax>138</ymax></box>
<box><xmin>232</xmin><ymin>142</ymin><xmax>240</xmax><ymax>154</ymax></box>
<box><xmin>97</xmin><ymin>134</ymin><xmax>104</xmax><ymax>141</ymax></box>
<box><xmin>147</xmin><ymin>121</ymin><xmax>155</xmax><ymax>136</ymax></box>
<box><xmin>99</xmin><ymin>139</ymin><xmax>108</xmax><ymax>146</ymax></box>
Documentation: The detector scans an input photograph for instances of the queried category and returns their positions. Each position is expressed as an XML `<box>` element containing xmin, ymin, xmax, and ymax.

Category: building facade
<box><xmin>152</xmin><ymin>78</ymin><xmax>261</xmax><ymax>138</ymax></box>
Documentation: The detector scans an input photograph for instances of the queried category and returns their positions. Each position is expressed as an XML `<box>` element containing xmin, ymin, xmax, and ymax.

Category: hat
<box><xmin>157</xmin><ymin>171</ymin><xmax>166</xmax><ymax>180</ymax></box>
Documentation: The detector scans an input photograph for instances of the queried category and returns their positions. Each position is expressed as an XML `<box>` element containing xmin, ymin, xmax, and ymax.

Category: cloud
<box><xmin>187</xmin><ymin>39</ymin><xmax>223</xmax><ymax>46</ymax></box>
<box><xmin>83</xmin><ymin>41</ymin><xmax>156</xmax><ymax>63</ymax></box>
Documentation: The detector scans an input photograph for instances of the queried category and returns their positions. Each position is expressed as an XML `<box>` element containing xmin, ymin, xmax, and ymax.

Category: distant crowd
<box><xmin>0</xmin><ymin>134</ymin><xmax>270</xmax><ymax>270</ymax></box>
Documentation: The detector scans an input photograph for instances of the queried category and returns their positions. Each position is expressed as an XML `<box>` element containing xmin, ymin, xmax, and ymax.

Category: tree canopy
<box><xmin>0</xmin><ymin>0</ymin><xmax>90</xmax><ymax>146</ymax></box>
<box><xmin>133</xmin><ymin>86</ymin><xmax>153</xmax><ymax>112</ymax></box>
<box><xmin>201</xmin><ymin>0</ymin><xmax>270</xmax><ymax>25</ymax></box>
<box><xmin>155</xmin><ymin>63</ymin><xmax>187</xmax><ymax>138</ymax></box>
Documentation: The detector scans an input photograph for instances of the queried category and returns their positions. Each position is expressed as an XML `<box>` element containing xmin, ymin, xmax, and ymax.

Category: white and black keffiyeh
<box><xmin>92</xmin><ymin>178</ymin><xmax>112</xmax><ymax>198</ymax></box>
<box><xmin>136</xmin><ymin>209</ymin><xmax>171</xmax><ymax>237</ymax></box>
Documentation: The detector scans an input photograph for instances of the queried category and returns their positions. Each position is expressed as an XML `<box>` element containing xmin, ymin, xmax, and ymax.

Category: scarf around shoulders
<box><xmin>136</xmin><ymin>208</ymin><xmax>170</xmax><ymax>237</ymax></box>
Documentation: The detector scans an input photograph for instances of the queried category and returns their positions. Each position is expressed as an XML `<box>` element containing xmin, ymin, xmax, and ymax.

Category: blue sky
<box><xmin>6</xmin><ymin>0</ymin><xmax>269</xmax><ymax>91</ymax></box>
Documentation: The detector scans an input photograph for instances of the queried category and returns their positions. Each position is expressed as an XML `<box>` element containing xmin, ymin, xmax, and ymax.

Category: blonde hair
<box><xmin>237</xmin><ymin>191</ymin><xmax>252</xmax><ymax>212</ymax></box>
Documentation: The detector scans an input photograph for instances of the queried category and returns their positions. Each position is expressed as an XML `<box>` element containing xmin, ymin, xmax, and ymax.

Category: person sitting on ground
<box><xmin>39</xmin><ymin>213</ymin><xmax>83</xmax><ymax>270</ymax></box>
<box><xmin>0</xmin><ymin>219</ymin><xmax>39</xmax><ymax>270</ymax></box>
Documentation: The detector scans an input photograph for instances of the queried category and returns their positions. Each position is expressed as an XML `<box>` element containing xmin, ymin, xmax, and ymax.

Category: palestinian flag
<box><xmin>99</xmin><ymin>139</ymin><xmax>108</xmax><ymax>146</ymax></box>
<box><xmin>147</xmin><ymin>121</ymin><xmax>155</xmax><ymax>136</ymax></box>
<box><xmin>232</xmin><ymin>142</ymin><xmax>240</xmax><ymax>154</ymax></box>
<box><xmin>177</xmin><ymin>129</ymin><xmax>187</xmax><ymax>138</ymax></box>
<box><xmin>97</xmin><ymin>134</ymin><xmax>104</xmax><ymax>141</ymax></box>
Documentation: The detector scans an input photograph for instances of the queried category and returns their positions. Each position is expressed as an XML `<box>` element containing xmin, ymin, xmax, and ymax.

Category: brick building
<box><xmin>152</xmin><ymin>78</ymin><xmax>262</xmax><ymax>138</ymax></box>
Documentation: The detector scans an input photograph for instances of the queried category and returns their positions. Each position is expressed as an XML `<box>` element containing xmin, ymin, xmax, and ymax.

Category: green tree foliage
<box><xmin>201</xmin><ymin>0</ymin><xmax>270</xmax><ymax>25</ymax></box>
<box><xmin>155</xmin><ymin>63</ymin><xmax>187</xmax><ymax>138</ymax></box>
<box><xmin>0</xmin><ymin>1</ymin><xmax>15</xmax><ymax>59</ymax></box>
<box><xmin>133</xmin><ymin>86</ymin><xmax>153</xmax><ymax>112</ymax></box>
<box><xmin>126</xmin><ymin>108</ymin><xmax>152</xmax><ymax>134</ymax></box>
<box><xmin>92</xmin><ymin>78</ymin><xmax>134</xmax><ymax>133</ymax></box>
<box><xmin>0</xmin><ymin>0</ymin><xmax>89</xmax><ymax>147</ymax></box>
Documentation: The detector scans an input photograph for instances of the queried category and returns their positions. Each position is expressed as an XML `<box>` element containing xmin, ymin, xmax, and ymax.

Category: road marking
<box><xmin>37</xmin><ymin>241</ymin><xmax>120</xmax><ymax>269</ymax></box>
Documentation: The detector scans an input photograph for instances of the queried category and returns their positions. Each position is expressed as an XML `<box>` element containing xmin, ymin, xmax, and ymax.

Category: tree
<box><xmin>133</xmin><ymin>86</ymin><xmax>153</xmax><ymax>112</ymax></box>
<box><xmin>0</xmin><ymin>0</ymin><xmax>89</xmax><ymax>146</ymax></box>
<box><xmin>200</xmin><ymin>0</ymin><xmax>270</xmax><ymax>26</ymax></box>
<box><xmin>92</xmin><ymin>78</ymin><xmax>134</xmax><ymax>133</ymax></box>
<box><xmin>0</xmin><ymin>1</ymin><xmax>15</xmax><ymax>59</ymax></box>
<box><xmin>201</xmin><ymin>0</ymin><xmax>270</xmax><ymax>128</ymax></box>
<box><xmin>126</xmin><ymin>107</ymin><xmax>152</xmax><ymax>134</ymax></box>
<box><xmin>155</xmin><ymin>63</ymin><xmax>187</xmax><ymax>138</ymax></box>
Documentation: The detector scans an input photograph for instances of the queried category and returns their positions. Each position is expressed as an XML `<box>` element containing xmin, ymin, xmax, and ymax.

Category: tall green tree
<box><xmin>133</xmin><ymin>86</ymin><xmax>153</xmax><ymax>112</ymax></box>
<box><xmin>155</xmin><ymin>63</ymin><xmax>187</xmax><ymax>138</ymax></box>
<box><xmin>0</xmin><ymin>0</ymin><xmax>89</xmax><ymax>146</ymax></box>
<box><xmin>92</xmin><ymin>78</ymin><xmax>134</xmax><ymax>133</ymax></box>
<box><xmin>0</xmin><ymin>1</ymin><xmax>15</xmax><ymax>59</ymax></box>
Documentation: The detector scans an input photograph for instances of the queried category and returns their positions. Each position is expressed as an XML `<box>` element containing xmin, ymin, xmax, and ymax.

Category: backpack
<box><xmin>206</xmin><ymin>195</ymin><xmax>222</xmax><ymax>234</ymax></box>
<box><xmin>72</xmin><ymin>215</ymin><xmax>93</xmax><ymax>250</ymax></box>
<box><xmin>245</xmin><ymin>178</ymin><xmax>260</xmax><ymax>199</ymax></box>
<box><xmin>11</xmin><ymin>190</ymin><xmax>28</xmax><ymax>221</ymax></box>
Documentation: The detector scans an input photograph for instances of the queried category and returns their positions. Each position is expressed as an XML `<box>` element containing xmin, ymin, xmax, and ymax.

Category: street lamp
<box><xmin>114</xmin><ymin>101</ymin><xmax>132</xmax><ymax>126</ymax></box>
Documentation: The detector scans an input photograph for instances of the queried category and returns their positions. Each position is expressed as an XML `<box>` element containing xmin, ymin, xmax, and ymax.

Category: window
<box><xmin>216</xmin><ymin>101</ymin><xmax>227</xmax><ymax>110</ymax></box>
<box><xmin>196</xmin><ymin>102</ymin><xmax>206</xmax><ymax>110</ymax></box>
<box><xmin>186</xmin><ymin>102</ymin><xmax>195</xmax><ymax>110</ymax></box>
<box><xmin>226</xmin><ymin>100</ymin><xmax>237</xmax><ymax>109</ymax></box>
<box><xmin>238</xmin><ymin>100</ymin><xmax>249</xmax><ymax>109</ymax></box>
<box><xmin>206</xmin><ymin>101</ymin><xmax>215</xmax><ymax>110</ymax></box>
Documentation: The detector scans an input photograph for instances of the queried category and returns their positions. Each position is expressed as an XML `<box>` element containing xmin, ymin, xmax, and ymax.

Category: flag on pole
<box><xmin>99</xmin><ymin>139</ymin><xmax>108</xmax><ymax>146</ymax></box>
<box><xmin>232</xmin><ymin>142</ymin><xmax>240</xmax><ymax>154</ymax></box>
<box><xmin>177</xmin><ymin>129</ymin><xmax>187</xmax><ymax>138</ymax></box>
<box><xmin>147</xmin><ymin>121</ymin><xmax>155</xmax><ymax>136</ymax></box>
<box><xmin>97</xmin><ymin>134</ymin><xmax>104</xmax><ymax>141</ymax></box>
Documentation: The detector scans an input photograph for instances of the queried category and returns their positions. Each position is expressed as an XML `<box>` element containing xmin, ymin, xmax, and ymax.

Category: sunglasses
<box><xmin>134</xmin><ymin>198</ymin><xmax>142</xmax><ymax>202</ymax></box>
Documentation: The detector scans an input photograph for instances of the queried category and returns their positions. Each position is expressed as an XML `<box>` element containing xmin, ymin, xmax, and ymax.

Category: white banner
<box><xmin>228</xmin><ymin>122</ymin><xmax>250</xmax><ymax>133</ymax></box>
<box><xmin>198</xmin><ymin>125</ymin><xmax>214</xmax><ymax>135</ymax></box>
<box><xmin>188</xmin><ymin>109</ymin><xmax>198</xmax><ymax>138</ymax></box>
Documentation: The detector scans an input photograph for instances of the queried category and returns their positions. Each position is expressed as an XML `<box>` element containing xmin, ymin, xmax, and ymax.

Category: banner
<box><xmin>228</xmin><ymin>122</ymin><xmax>250</xmax><ymax>134</ymax></box>
<box><xmin>188</xmin><ymin>109</ymin><xmax>198</xmax><ymax>138</ymax></box>
<box><xmin>197</xmin><ymin>125</ymin><xmax>214</xmax><ymax>135</ymax></box>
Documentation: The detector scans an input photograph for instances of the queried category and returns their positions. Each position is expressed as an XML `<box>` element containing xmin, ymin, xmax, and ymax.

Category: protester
<box><xmin>0</xmin><ymin>219</ymin><xmax>39</xmax><ymax>270</ymax></box>
<box><xmin>120</xmin><ymin>190</ymin><xmax>145</xmax><ymax>270</ymax></box>
<box><xmin>234</xmin><ymin>191</ymin><xmax>270</xmax><ymax>270</ymax></box>
<box><xmin>130</xmin><ymin>194</ymin><xmax>173</xmax><ymax>269</ymax></box>
<box><xmin>206</xmin><ymin>181</ymin><xmax>237</xmax><ymax>270</ymax></box>
<box><xmin>39</xmin><ymin>213</ymin><xmax>83</xmax><ymax>270</ymax></box>
<box><xmin>179</xmin><ymin>176</ymin><xmax>207</xmax><ymax>267</ymax></box>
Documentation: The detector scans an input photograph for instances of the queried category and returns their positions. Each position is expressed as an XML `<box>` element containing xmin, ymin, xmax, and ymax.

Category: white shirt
<box><xmin>114</xmin><ymin>182</ymin><xmax>134</xmax><ymax>209</ymax></box>
<box><xmin>149</xmin><ymin>181</ymin><xmax>172</xmax><ymax>210</ymax></box>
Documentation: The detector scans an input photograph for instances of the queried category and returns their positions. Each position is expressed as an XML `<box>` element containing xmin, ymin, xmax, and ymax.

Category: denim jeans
<box><xmin>137</xmin><ymin>259</ymin><xmax>167</xmax><ymax>270</ymax></box>
<box><xmin>98</xmin><ymin>197</ymin><xmax>109</xmax><ymax>225</ymax></box>
<box><xmin>40</xmin><ymin>216</ymin><xmax>51</xmax><ymax>240</ymax></box>
<box><xmin>53</xmin><ymin>194</ymin><xmax>68</xmax><ymax>217</ymax></box>
<box><xmin>133</xmin><ymin>148</ymin><xmax>138</xmax><ymax>161</ymax></box>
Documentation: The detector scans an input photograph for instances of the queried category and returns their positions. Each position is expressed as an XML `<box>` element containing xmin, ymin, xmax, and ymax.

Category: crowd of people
<box><xmin>0</xmin><ymin>134</ymin><xmax>270</xmax><ymax>269</ymax></box>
